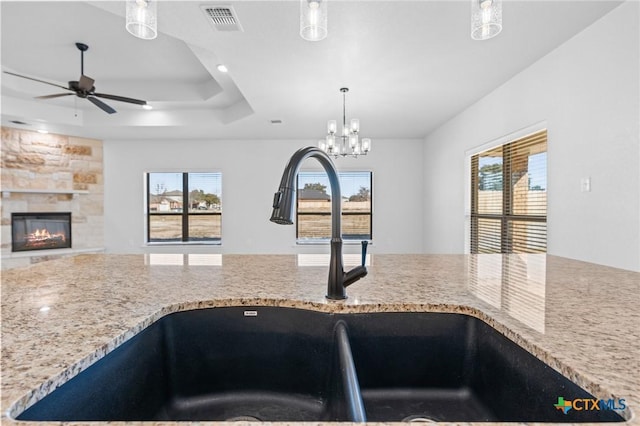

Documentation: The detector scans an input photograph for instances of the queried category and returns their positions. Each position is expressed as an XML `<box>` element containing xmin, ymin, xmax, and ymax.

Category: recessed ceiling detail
<box><xmin>0</xmin><ymin>1</ymin><xmax>625</xmax><ymax>141</ymax></box>
<box><xmin>201</xmin><ymin>5</ymin><xmax>243</xmax><ymax>32</ymax></box>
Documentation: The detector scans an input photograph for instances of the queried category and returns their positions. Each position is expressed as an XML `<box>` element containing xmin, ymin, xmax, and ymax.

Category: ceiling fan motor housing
<box><xmin>69</xmin><ymin>81</ymin><xmax>95</xmax><ymax>98</ymax></box>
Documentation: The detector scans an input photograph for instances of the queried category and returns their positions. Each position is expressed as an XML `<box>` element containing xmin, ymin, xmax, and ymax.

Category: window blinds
<box><xmin>470</xmin><ymin>130</ymin><xmax>547</xmax><ymax>254</ymax></box>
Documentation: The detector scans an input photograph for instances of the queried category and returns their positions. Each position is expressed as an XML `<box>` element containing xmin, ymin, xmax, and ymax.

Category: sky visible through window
<box><xmin>529</xmin><ymin>153</ymin><xmax>547</xmax><ymax>189</ymax></box>
<box><xmin>149</xmin><ymin>172</ymin><xmax>222</xmax><ymax>197</ymax></box>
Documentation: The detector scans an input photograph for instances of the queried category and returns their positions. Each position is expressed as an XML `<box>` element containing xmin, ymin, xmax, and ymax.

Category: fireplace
<box><xmin>11</xmin><ymin>212</ymin><xmax>72</xmax><ymax>252</ymax></box>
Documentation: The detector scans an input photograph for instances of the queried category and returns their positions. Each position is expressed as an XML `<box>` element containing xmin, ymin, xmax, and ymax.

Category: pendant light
<box><xmin>300</xmin><ymin>0</ymin><xmax>327</xmax><ymax>41</ymax></box>
<box><xmin>126</xmin><ymin>0</ymin><xmax>158</xmax><ymax>40</ymax></box>
<box><xmin>471</xmin><ymin>0</ymin><xmax>502</xmax><ymax>41</ymax></box>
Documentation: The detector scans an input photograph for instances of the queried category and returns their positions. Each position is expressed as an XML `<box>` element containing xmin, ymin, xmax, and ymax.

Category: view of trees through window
<box><xmin>470</xmin><ymin>130</ymin><xmax>547</xmax><ymax>253</ymax></box>
<box><xmin>147</xmin><ymin>172</ymin><xmax>222</xmax><ymax>243</ymax></box>
<box><xmin>297</xmin><ymin>171</ymin><xmax>372</xmax><ymax>241</ymax></box>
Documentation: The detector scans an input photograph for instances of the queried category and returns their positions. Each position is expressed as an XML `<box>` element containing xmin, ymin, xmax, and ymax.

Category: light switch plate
<box><xmin>580</xmin><ymin>177</ymin><xmax>591</xmax><ymax>192</ymax></box>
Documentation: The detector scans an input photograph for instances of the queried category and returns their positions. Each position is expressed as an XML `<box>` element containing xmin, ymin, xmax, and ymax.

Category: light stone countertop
<box><xmin>1</xmin><ymin>253</ymin><xmax>638</xmax><ymax>425</ymax></box>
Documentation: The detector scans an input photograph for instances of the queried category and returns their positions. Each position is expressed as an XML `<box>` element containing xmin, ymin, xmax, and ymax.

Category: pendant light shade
<box><xmin>300</xmin><ymin>0</ymin><xmax>327</xmax><ymax>42</ymax></box>
<box><xmin>471</xmin><ymin>0</ymin><xmax>502</xmax><ymax>41</ymax></box>
<box><xmin>126</xmin><ymin>0</ymin><xmax>158</xmax><ymax>40</ymax></box>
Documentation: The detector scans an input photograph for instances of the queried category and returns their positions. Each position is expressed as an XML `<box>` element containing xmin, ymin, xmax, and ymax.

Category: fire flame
<box><xmin>26</xmin><ymin>228</ymin><xmax>66</xmax><ymax>243</ymax></box>
<box><xmin>34</xmin><ymin>229</ymin><xmax>50</xmax><ymax>238</ymax></box>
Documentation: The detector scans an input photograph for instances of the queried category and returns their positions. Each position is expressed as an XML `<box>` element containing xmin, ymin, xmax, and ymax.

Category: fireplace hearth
<box><xmin>11</xmin><ymin>212</ymin><xmax>72</xmax><ymax>252</ymax></box>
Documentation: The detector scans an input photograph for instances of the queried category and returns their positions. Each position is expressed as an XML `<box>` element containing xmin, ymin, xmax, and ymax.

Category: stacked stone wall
<box><xmin>1</xmin><ymin>127</ymin><xmax>104</xmax><ymax>268</ymax></box>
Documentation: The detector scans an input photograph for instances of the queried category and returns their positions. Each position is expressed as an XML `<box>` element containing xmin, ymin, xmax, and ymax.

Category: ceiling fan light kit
<box><xmin>126</xmin><ymin>0</ymin><xmax>158</xmax><ymax>40</ymax></box>
<box><xmin>3</xmin><ymin>42</ymin><xmax>148</xmax><ymax>114</ymax></box>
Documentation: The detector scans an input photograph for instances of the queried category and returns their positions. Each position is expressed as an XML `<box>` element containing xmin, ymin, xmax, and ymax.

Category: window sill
<box><xmin>145</xmin><ymin>241</ymin><xmax>222</xmax><ymax>246</ymax></box>
<box><xmin>297</xmin><ymin>253</ymin><xmax>371</xmax><ymax>266</ymax></box>
<box><xmin>296</xmin><ymin>239</ymin><xmax>372</xmax><ymax>246</ymax></box>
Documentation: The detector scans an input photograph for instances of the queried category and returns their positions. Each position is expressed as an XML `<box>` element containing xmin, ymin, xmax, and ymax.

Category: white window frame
<box><xmin>464</xmin><ymin>121</ymin><xmax>547</xmax><ymax>253</ymax></box>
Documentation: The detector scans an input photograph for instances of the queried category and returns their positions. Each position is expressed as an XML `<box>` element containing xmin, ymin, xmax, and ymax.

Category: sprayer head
<box><xmin>270</xmin><ymin>188</ymin><xmax>295</xmax><ymax>225</ymax></box>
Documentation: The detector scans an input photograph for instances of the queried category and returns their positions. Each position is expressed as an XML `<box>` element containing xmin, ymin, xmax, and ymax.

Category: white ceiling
<box><xmin>0</xmin><ymin>0</ymin><xmax>623</xmax><ymax>141</ymax></box>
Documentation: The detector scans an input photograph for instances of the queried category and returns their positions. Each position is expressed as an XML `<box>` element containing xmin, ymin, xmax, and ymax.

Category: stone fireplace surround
<box><xmin>1</xmin><ymin>127</ymin><xmax>104</xmax><ymax>269</ymax></box>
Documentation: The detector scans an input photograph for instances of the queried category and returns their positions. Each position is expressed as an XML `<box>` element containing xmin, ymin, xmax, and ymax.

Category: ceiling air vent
<box><xmin>201</xmin><ymin>5</ymin><xmax>243</xmax><ymax>32</ymax></box>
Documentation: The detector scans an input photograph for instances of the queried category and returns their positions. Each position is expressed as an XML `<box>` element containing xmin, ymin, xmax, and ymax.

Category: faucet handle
<box><xmin>361</xmin><ymin>240</ymin><xmax>368</xmax><ymax>267</ymax></box>
<box><xmin>343</xmin><ymin>242</ymin><xmax>369</xmax><ymax>288</ymax></box>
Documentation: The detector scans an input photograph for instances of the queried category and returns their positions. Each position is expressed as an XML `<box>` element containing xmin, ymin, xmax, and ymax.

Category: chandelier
<box><xmin>319</xmin><ymin>88</ymin><xmax>371</xmax><ymax>158</ymax></box>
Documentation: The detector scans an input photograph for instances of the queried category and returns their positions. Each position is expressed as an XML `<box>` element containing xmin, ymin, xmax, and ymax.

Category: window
<box><xmin>470</xmin><ymin>130</ymin><xmax>547</xmax><ymax>253</ymax></box>
<box><xmin>147</xmin><ymin>172</ymin><xmax>222</xmax><ymax>243</ymax></box>
<box><xmin>297</xmin><ymin>171</ymin><xmax>372</xmax><ymax>242</ymax></box>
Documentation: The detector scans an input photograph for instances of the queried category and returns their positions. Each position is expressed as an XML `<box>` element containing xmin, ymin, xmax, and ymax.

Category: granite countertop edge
<box><xmin>1</xmin><ymin>255</ymin><xmax>640</xmax><ymax>426</ymax></box>
<box><xmin>5</xmin><ymin>299</ymin><xmax>636</xmax><ymax>425</ymax></box>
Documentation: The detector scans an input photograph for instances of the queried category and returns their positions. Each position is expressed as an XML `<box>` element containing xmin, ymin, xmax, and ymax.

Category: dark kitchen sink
<box><xmin>17</xmin><ymin>308</ymin><xmax>348</xmax><ymax>422</ymax></box>
<box><xmin>345</xmin><ymin>313</ymin><xmax>625</xmax><ymax>422</ymax></box>
<box><xmin>16</xmin><ymin>307</ymin><xmax>625</xmax><ymax>422</ymax></box>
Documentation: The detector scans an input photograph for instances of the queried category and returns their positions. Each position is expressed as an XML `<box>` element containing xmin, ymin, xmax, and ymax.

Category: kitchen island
<box><xmin>1</xmin><ymin>253</ymin><xmax>638</xmax><ymax>424</ymax></box>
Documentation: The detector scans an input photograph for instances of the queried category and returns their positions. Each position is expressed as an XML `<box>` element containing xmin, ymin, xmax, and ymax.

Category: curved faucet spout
<box><xmin>270</xmin><ymin>147</ymin><xmax>342</xmax><ymax>239</ymax></box>
<box><xmin>270</xmin><ymin>146</ymin><xmax>367</xmax><ymax>300</ymax></box>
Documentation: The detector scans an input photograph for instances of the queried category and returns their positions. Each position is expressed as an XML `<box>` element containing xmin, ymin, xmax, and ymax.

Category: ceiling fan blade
<box><xmin>87</xmin><ymin>96</ymin><xmax>116</xmax><ymax>114</ymax></box>
<box><xmin>93</xmin><ymin>93</ymin><xmax>147</xmax><ymax>106</ymax></box>
<box><xmin>4</xmin><ymin>71</ymin><xmax>71</xmax><ymax>91</ymax></box>
<box><xmin>35</xmin><ymin>93</ymin><xmax>75</xmax><ymax>100</ymax></box>
<box><xmin>78</xmin><ymin>75</ymin><xmax>95</xmax><ymax>91</ymax></box>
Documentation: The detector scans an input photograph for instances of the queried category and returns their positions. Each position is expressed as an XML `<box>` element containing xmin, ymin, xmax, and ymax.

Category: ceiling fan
<box><xmin>4</xmin><ymin>42</ymin><xmax>147</xmax><ymax>114</ymax></box>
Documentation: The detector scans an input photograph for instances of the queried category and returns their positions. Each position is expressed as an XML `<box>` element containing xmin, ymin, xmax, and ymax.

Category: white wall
<box><xmin>423</xmin><ymin>1</ymin><xmax>639</xmax><ymax>271</ymax></box>
<box><xmin>104</xmin><ymin>138</ymin><xmax>424</xmax><ymax>255</ymax></box>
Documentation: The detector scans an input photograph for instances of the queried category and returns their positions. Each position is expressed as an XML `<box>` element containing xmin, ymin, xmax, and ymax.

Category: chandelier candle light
<box><xmin>126</xmin><ymin>0</ymin><xmax>158</xmax><ymax>40</ymax></box>
<box><xmin>319</xmin><ymin>88</ymin><xmax>371</xmax><ymax>158</ymax></box>
<box><xmin>471</xmin><ymin>0</ymin><xmax>502</xmax><ymax>41</ymax></box>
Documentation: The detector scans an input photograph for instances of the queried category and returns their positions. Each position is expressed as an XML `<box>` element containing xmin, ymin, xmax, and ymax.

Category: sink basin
<box><xmin>345</xmin><ymin>312</ymin><xmax>625</xmax><ymax>422</ymax></box>
<box><xmin>17</xmin><ymin>307</ymin><xmax>625</xmax><ymax>422</ymax></box>
<box><xmin>17</xmin><ymin>308</ymin><xmax>348</xmax><ymax>422</ymax></box>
